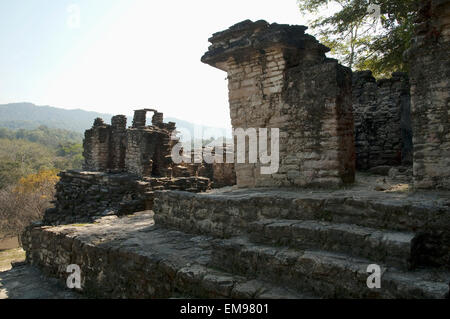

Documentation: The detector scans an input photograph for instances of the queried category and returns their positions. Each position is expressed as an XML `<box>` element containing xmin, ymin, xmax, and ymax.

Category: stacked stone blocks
<box><xmin>202</xmin><ymin>20</ymin><xmax>355</xmax><ymax>188</ymax></box>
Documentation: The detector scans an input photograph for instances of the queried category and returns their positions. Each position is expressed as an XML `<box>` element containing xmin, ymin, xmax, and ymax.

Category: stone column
<box><xmin>152</xmin><ymin>112</ymin><xmax>164</xmax><ymax>126</ymax></box>
<box><xmin>110</xmin><ymin>115</ymin><xmax>127</xmax><ymax>171</ymax></box>
<box><xmin>202</xmin><ymin>20</ymin><xmax>355</xmax><ymax>188</ymax></box>
<box><xmin>82</xmin><ymin>118</ymin><xmax>111</xmax><ymax>171</ymax></box>
<box><xmin>407</xmin><ymin>0</ymin><xmax>450</xmax><ymax>189</ymax></box>
<box><xmin>132</xmin><ymin>110</ymin><xmax>147</xmax><ymax>128</ymax></box>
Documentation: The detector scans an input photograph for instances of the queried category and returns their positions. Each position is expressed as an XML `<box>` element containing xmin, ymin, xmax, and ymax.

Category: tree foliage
<box><xmin>298</xmin><ymin>0</ymin><xmax>420</xmax><ymax>77</ymax></box>
<box><xmin>0</xmin><ymin>170</ymin><xmax>58</xmax><ymax>238</ymax></box>
<box><xmin>0</xmin><ymin>127</ymin><xmax>84</xmax><ymax>188</ymax></box>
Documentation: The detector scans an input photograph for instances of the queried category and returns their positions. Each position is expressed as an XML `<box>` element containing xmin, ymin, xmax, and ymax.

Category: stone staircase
<box><xmin>247</xmin><ymin>219</ymin><xmax>414</xmax><ymax>270</ymax></box>
<box><xmin>210</xmin><ymin>236</ymin><xmax>448</xmax><ymax>299</ymax></box>
<box><xmin>204</xmin><ymin>209</ymin><xmax>449</xmax><ymax>298</ymax></box>
<box><xmin>22</xmin><ymin>185</ymin><xmax>450</xmax><ymax>299</ymax></box>
<box><xmin>152</xmin><ymin>188</ymin><xmax>450</xmax><ymax>299</ymax></box>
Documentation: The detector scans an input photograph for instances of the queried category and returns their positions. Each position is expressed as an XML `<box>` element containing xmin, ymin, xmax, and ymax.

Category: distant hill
<box><xmin>0</xmin><ymin>103</ymin><xmax>230</xmax><ymax>138</ymax></box>
<box><xmin>0</xmin><ymin>103</ymin><xmax>113</xmax><ymax>133</ymax></box>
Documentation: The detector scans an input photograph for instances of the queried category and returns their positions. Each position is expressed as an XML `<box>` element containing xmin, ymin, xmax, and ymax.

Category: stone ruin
<box><xmin>43</xmin><ymin>109</ymin><xmax>235</xmax><ymax>224</ymax></box>
<box><xmin>352</xmin><ymin>71</ymin><xmax>413</xmax><ymax>170</ymax></box>
<box><xmin>173</xmin><ymin>145</ymin><xmax>236</xmax><ymax>188</ymax></box>
<box><xmin>202</xmin><ymin>20</ymin><xmax>355</xmax><ymax>188</ymax></box>
<box><xmin>83</xmin><ymin>109</ymin><xmax>176</xmax><ymax>176</ymax></box>
<box><xmin>407</xmin><ymin>0</ymin><xmax>450</xmax><ymax>189</ymax></box>
<box><xmin>21</xmin><ymin>4</ymin><xmax>450</xmax><ymax>300</ymax></box>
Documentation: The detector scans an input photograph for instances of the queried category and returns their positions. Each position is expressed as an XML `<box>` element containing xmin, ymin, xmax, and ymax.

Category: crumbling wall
<box><xmin>83</xmin><ymin>110</ymin><xmax>177</xmax><ymax>178</ymax></box>
<box><xmin>202</xmin><ymin>20</ymin><xmax>355</xmax><ymax>188</ymax></box>
<box><xmin>82</xmin><ymin>118</ymin><xmax>112</xmax><ymax>171</ymax></box>
<box><xmin>125</xmin><ymin>109</ymin><xmax>176</xmax><ymax>178</ymax></box>
<box><xmin>43</xmin><ymin>171</ymin><xmax>210</xmax><ymax>225</ymax></box>
<box><xmin>352</xmin><ymin>71</ymin><xmax>412</xmax><ymax>169</ymax></box>
<box><xmin>173</xmin><ymin>146</ymin><xmax>237</xmax><ymax>188</ymax></box>
<box><xmin>407</xmin><ymin>0</ymin><xmax>450</xmax><ymax>189</ymax></box>
<box><xmin>110</xmin><ymin>115</ymin><xmax>127</xmax><ymax>171</ymax></box>
<box><xmin>83</xmin><ymin>116</ymin><xmax>128</xmax><ymax>172</ymax></box>
<box><xmin>124</xmin><ymin>128</ymin><xmax>173</xmax><ymax>177</ymax></box>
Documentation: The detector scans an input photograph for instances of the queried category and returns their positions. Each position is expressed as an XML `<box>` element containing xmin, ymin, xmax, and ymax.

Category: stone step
<box><xmin>248</xmin><ymin>219</ymin><xmax>415</xmax><ymax>270</ymax></box>
<box><xmin>175</xmin><ymin>263</ymin><xmax>315</xmax><ymax>299</ymax></box>
<box><xmin>22</xmin><ymin>212</ymin><xmax>318</xmax><ymax>299</ymax></box>
<box><xmin>210</xmin><ymin>237</ymin><xmax>450</xmax><ymax>299</ymax></box>
<box><xmin>154</xmin><ymin>189</ymin><xmax>450</xmax><ymax>238</ymax></box>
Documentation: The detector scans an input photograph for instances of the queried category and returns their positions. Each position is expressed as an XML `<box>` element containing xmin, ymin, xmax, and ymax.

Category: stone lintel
<box><xmin>201</xmin><ymin>19</ymin><xmax>329</xmax><ymax>70</ymax></box>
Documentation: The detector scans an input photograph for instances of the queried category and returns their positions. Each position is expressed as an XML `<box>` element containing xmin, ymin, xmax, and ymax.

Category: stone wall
<box><xmin>83</xmin><ymin>110</ymin><xmax>177</xmax><ymax>178</ymax></box>
<box><xmin>407</xmin><ymin>0</ymin><xmax>450</xmax><ymax>189</ymax></box>
<box><xmin>173</xmin><ymin>146</ymin><xmax>236</xmax><ymax>188</ymax></box>
<box><xmin>202</xmin><ymin>20</ymin><xmax>355</xmax><ymax>188</ymax></box>
<box><xmin>124</xmin><ymin>128</ymin><xmax>173</xmax><ymax>177</ymax></box>
<box><xmin>110</xmin><ymin>115</ymin><xmax>127</xmax><ymax>171</ymax></box>
<box><xmin>352</xmin><ymin>71</ymin><xmax>413</xmax><ymax>169</ymax></box>
<box><xmin>82</xmin><ymin>118</ymin><xmax>113</xmax><ymax>171</ymax></box>
<box><xmin>43</xmin><ymin>170</ymin><xmax>210</xmax><ymax>225</ymax></box>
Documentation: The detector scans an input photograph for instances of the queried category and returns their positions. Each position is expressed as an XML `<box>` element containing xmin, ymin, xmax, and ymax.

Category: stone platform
<box><xmin>22</xmin><ymin>175</ymin><xmax>450</xmax><ymax>299</ymax></box>
<box><xmin>154</xmin><ymin>175</ymin><xmax>450</xmax><ymax>270</ymax></box>
<box><xmin>22</xmin><ymin>212</ymin><xmax>308</xmax><ymax>299</ymax></box>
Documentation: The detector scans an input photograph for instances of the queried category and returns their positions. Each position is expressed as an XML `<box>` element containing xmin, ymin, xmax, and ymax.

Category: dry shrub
<box><xmin>0</xmin><ymin>169</ymin><xmax>59</xmax><ymax>238</ymax></box>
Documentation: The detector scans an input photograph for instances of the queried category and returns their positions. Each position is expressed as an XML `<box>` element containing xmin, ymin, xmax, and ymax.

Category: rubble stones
<box><xmin>43</xmin><ymin>170</ymin><xmax>210</xmax><ymax>225</ymax></box>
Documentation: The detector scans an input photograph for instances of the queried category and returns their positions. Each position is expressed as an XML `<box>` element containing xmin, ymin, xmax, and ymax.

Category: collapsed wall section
<box><xmin>201</xmin><ymin>20</ymin><xmax>355</xmax><ymax>188</ymax></box>
<box><xmin>124</xmin><ymin>128</ymin><xmax>173</xmax><ymax>177</ymax></box>
<box><xmin>82</xmin><ymin>118</ymin><xmax>112</xmax><ymax>171</ymax></box>
<box><xmin>173</xmin><ymin>146</ymin><xmax>237</xmax><ymax>188</ymax></box>
<box><xmin>43</xmin><ymin>171</ymin><xmax>210</xmax><ymax>225</ymax></box>
<box><xmin>82</xmin><ymin>116</ymin><xmax>128</xmax><ymax>172</ymax></box>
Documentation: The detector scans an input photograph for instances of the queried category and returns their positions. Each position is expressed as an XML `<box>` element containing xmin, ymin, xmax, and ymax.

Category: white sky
<box><xmin>0</xmin><ymin>0</ymin><xmax>338</xmax><ymax>128</ymax></box>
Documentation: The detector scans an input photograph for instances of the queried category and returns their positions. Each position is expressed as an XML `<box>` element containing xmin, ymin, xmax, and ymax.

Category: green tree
<box><xmin>298</xmin><ymin>0</ymin><xmax>419</xmax><ymax>77</ymax></box>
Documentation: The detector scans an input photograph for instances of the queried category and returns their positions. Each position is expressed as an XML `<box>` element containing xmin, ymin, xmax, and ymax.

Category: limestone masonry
<box><xmin>19</xmin><ymin>10</ymin><xmax>450</xmax><ymax>300</ymax></box>
<box><xmin>352</xmin><ymin>71</ymin><xmax>413</xmax><ymax>170</ymax></box>
<box><xmin>407</xmin><ymin>0</ymin><xmax>450</xmax><ymax>189</ymax></box>
<box><xmin>51</xmin><ymin>109</ymin><xmax>232</xmax><ymax>224</ymax></box>
<box><xmin>202</xmin><ymin>20</ymin><xmax>355</xmax><ymax>188</ymax></box>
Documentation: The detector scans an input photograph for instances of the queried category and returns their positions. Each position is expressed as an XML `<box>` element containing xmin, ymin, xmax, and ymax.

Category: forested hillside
<box><xmin>0</xmin><ymin>102</ymin><xmax>112</xmax><ymax>133</ymax></box>
<box><xmin>0</xmin><ymin>126</ymin><xmax>83</xmax><ymax>188</ymax></box>
<box><xmin>0</xmin><ymin>103</ymin><xmax>230</xmax><ymax>138</ymax></box>
<box><xmin>0</xmin><ymin>125</ymin><xmax>84</xmax><ymax>238</ymax></box>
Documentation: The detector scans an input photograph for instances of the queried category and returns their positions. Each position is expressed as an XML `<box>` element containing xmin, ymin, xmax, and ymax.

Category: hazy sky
<box><xmin>0</xmin><ymin>0</ymin><xmax>335</xmax><ymax>128</ymax></box>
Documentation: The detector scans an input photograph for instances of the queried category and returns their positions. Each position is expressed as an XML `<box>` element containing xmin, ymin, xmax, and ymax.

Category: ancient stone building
<box><xmin>43</xmin><ymin>171</ymin><xmax>210</xmax><ymax>225</ymax></box>
<box><xmin>83</xmin><ymin>116</ymin><xmax>127</xmax><ymax>172</ymax></box>
<box><xmin>44</xmin><ymin>109</ymin><xmax>211</xmax><ymax>224</ymax></box>
<box><xmin>202</xmin><ymin>20</ymin><xmax>355</xmax><ymax>188</ymax></box>
<box><xmin>352</xmin><ymin>71</ymin><xmax>413</xmax><ymax>170</ymax></box>
<box><xmin>172</xmin><ymin>145</ymin><xmax>236</xmax><ymax>188</ymax></box>
<box><xmin>83</xmin><ymin>109</ymin><xmax>177</xmax><ymax>177</ymax></box>
<box><xmin>407</xmin><ymin>0</ymin><xmax>450</xmax><ymax>189</ymax></box>
<box><xmin>125</xmin><ymin>109</ymin><xmax>176</xmax><ymax>177</ymax></box>
<box><xmin>20</xmin><ymin>18</ymin><xmax>450</xmax><ymax>300</ymax></box>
